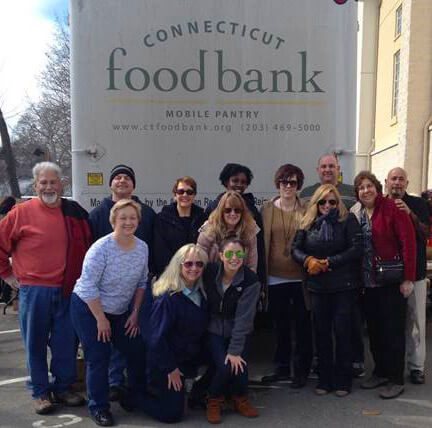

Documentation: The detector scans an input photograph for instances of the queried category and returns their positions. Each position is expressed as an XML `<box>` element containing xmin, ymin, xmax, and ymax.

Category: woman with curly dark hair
<box><xmin>204</xmin><ymin>163</ymin><xmax>265</xmax><ymax>286</ymax></box>
<box><xmin>351</xmin><ymin>171</ymin><xmax>416</xmax><ymax>399</ymax></box>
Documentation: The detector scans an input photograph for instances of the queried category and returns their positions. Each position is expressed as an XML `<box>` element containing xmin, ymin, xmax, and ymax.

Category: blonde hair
<box><xmin>300</xmin><ymin>184</ymin><xmax>348</xmax><ymax>230</ymax></box>
<box><xmin>109</xmin><ymin>199</ymin><xmax>142</xmax><ymax>227</ymax></box>
<box><xmin>153</xmin><ymin>244</ymin><xmax>208</xmax><ymax>297</ymax></box>
<box><xmin>207</xmin><ymin>191</ymin><xmax>256</xmax><ymax>241</ymax></box>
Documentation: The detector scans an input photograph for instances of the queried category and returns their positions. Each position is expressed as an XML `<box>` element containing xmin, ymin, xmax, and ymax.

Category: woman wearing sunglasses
<box><xmin>135</xmin><ymin>244</ymin><xmax>208</xmax><ymax>423</ymax></box>
<box><xmin>260</xmin><ymin>164</ymin><xmax>313</xmax><ymax>388</ymax></box>
<box><xmin>292</xmin><ymin>184</ymin><xmax>362</xmax><ymax>397</ymax></box>
<box><xmin>197</xmin><ymin>191</ymin><xmax>259</xmax><ymax>272</ymax></box>
<box><xmin>203</xmin><ymin>237</ymin><xmax>260</xmax><ymax>424</ymax></box>
<box><xmin>153</xmin><ymin>177</ymin><xmax>206</xmax><ymax>277</ymax></box>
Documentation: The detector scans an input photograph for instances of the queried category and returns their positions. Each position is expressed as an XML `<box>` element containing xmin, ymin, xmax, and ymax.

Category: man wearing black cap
<box><xmin>88</xmin><ymin>164</ymin><xmax>155</xmax><ymax>400</ymax></box>
<box><xmin>89</xmin><ymin>164</ymin><xmax>155</xmax><ymax>243</ymax></box>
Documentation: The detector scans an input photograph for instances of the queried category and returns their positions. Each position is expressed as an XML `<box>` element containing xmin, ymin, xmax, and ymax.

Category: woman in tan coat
<box><xmin>260</xmin><ymin>164</ymin><xmax>313</xmax><ymax>388</ymax></box>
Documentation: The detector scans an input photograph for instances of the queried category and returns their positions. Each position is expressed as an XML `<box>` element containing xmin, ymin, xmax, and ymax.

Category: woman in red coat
<box><xmin>351</xmin><ymin>171</ymin><xmax>416</xmax><ymax>400</ymax></box>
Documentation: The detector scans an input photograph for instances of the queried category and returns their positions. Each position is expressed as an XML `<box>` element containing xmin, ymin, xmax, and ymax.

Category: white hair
<box><xmin>32</xmin><ymin>162</ymin><xmax>62</xmax><ymax>182</ymax></box>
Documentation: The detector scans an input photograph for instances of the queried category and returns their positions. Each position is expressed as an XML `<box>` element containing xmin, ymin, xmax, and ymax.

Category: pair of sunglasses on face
<box><xmin>317</xmin><ymin>199</ymin><xmax>337</xmax><ymax>207</ymax></box>
<box><xmin>175</xmin><ymin>189</ymin><xmax>195</xmax><ymax>196</ymax></box>
<box><xmin>223</xmin><ymin>250</ymin><xmax>246</xmax><ymax>260</ymax></box>
<box><xmin>224</xmin><ymin>207</ymin><xmax>242</xmax><ymax>214</ymax></box>
<box><xmin>182</xmin><ymin>260</ymin><xmax>205</xmax><ymax>269</ymax></box>
<box><xmin>182</xmin><ymin>251</ymin><xmax>246</xmax><ymax>267</ymax></box>
<box><xmin>278</xmin><ymin>179</ymin><xmax>298</xmax><ymax>188</ymax></box>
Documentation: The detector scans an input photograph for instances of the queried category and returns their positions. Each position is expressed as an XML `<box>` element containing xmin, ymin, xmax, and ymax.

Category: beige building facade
<box><xmin>357</xmin><ymin>0</ymin><xmax>432</xmax><ymax>194</ymax></box>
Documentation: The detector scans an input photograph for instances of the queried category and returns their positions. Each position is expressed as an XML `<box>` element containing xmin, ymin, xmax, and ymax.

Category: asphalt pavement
<box><xmin>1</xmin><ymin>305</ymin><xmax>432</xmax><ymax>428</ymax></box>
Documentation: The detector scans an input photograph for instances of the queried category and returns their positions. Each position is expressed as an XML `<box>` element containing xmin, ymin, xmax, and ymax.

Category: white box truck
<box><xmin>70</xmin><ymin>0</ymin><xmax>358</xmax><ymax>212</ymax></box>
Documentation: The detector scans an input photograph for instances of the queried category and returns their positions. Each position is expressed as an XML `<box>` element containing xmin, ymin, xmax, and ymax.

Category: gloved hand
<box><xmin>305</xmin><ymin>257</ymin><xmax>329</xmax><ymax>275</ymax></box>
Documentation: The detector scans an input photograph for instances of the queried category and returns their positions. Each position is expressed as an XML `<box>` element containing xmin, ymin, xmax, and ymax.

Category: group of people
<box><xmin>0</xmin><ymin>154</ymin><xmax>430</xmax><ymax>426</ymax></box>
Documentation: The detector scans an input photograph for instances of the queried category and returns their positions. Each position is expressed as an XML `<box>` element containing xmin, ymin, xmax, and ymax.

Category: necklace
<box><xmin>278</xmin><ymin>198</ymin><xmax>297</xmax><ymax>257</ymax></box>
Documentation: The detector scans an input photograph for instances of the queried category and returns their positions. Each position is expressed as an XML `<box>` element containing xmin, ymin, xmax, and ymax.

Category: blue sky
<box><xmin>37</xmin><ymin>0</ymin><xmax>69</xmax><ymax>20</ymax></box>
<box><xmin>0</xmin><ymin>0</ymin><xmax>69</xmax><ymax>129</ymax></box>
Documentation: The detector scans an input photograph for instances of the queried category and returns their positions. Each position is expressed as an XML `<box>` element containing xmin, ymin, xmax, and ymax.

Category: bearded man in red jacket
<box><xmin>0</xmin><ymin>162</ymin><xmax>92</xmax><ymax>415</ymax></box>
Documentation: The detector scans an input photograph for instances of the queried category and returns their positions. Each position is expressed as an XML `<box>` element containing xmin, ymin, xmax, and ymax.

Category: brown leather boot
<box><xmin>206</xmin><ymin>397</ymin><xmax>224</xmax><ymax>424</ymax></box>
<box><xmin>232</xmin><ymin>395</ymin><xmax>259</xmax><ymax>418</ymax></box>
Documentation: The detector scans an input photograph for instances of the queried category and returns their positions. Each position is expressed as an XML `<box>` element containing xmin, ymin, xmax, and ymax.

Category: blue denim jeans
<box><xmin>70</xmin><ymin>294</ymin><xmax>146</xmax><ymax>414</ymax></box>
<box><xmin>108</xmin><ymin>286</ymin><xmax>154</xmax><ymax>387</ymax></box>
<box><xmin>207</xmin><ymin>333</ymin><xmax>248</xmax><ymax>398</ymax></box>
<box><xmin>19</xmin><ymin>285</ymin><xmax>78</xmax><ymax>399</ymax></box>
<box><xmin>108</xmin><ymin>346</ymin><xmax>127</xmax><ymax>387</ymax></box>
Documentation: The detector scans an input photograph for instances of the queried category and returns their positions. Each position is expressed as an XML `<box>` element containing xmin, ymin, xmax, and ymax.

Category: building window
<box><xmin>395</xmin><ymin>5</ymin><xmax>402</xmax><ymax>37</ymax></box>
<box><xmin>392</xmin><ymin>50</ymin><xmax>400</xmax><ymax>118</ymax></box>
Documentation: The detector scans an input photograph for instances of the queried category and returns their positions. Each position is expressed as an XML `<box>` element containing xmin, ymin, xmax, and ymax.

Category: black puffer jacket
<box><xmin>153</xmin><ymin>203</ymin><xmax>206</xmax><ymax>276</ymax></box>
<box><xmin>291</xmin><ymin>213</ymin><xmax>362</xmax><ymax>293</ymax></box>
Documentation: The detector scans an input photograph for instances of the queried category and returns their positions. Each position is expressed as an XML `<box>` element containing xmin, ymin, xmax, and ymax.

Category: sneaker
<box><xmin>90</xmin><ymin>409</ymin><xmax>114</xmax><ymax>426</ymax></box>
<box><xmin>261</xmin><ymin>367</ymin><xmax>291</xmax><ymax>383</ymax></box>
<box><xmin>360</xmin><ymin>375</ymin><xmax>388</xmax><ymax>390</ymax></box>
<box><xmin>410</xmin><ymin>370</ymin><xmax>425</xmax><ymax>385</ymax></box>
<box><xmin>314</xmin><ymin>388</ymin><xmax>329</xmax><ymax>396</ymax></box>
<box><xmin>206</xmin><ymin>397</ymin><xmax>224</xmax><ymax>424</ymax></box>
<box><xmin>232</xmin><ymin>395</ymin><xmax>259</xmax><ymax>418</ymax></box>
<box><xmin>34</xmin><ymin>395</ymin><xmax>55</xmax><ymax>415</ymax></box>
<box><xmin>352</xmin><ymin>363</ymin><xmax>366</xmax><ymax>378</ymax></box>
<box><xmin>379</xmin><ymin>383</ymin><xmax>404</xmax><ymax>399</ymax></box>
<box><xmin>52</xmin><ymin>390</ymin><xmax>85</xmax><ymax>407</ymax></box>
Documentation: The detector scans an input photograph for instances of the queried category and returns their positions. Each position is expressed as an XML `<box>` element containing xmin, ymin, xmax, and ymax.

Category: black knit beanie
<box><xmin>109</xmin><ymin>164</ymin><xmax>136</xmax><ymax>188</ymax></box>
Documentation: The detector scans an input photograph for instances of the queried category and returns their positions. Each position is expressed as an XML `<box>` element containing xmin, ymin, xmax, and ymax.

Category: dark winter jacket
<box><xmin>147</xmin><ymin>291</ymin><xmax>208</xmax><ymax>374</ymax></box>
<box><xmin>203</xmin><ymin>262</ymin><xmax>260</xmax><ymax>355</ymax></box>
<box><xmin>291</xmin><ymin>213</ymin><xmax>363</xmax><ymax>293</ymax></box>
<box><xmin>402</xmin><ymin>193</ymin><xmax>429</xmax><ymax>280</ymax></box>
<box><xmin>88</xmin><ymin>195</ymin><xmax>156</xmax><ymax>271</ymax></box>
<box><xmin>204</xmin><ymin>192</ymin><xmax>266</xmax><ymax>291</ymax></box>
<box><xmin>61</xmin><ymin>199</ymin><xmax>93</xmax><ymax>297</ymax></box>
<box><xmin>153</xmin><ymin>203</ymin><xmax>206</xmax><ymax>276</ymax></box>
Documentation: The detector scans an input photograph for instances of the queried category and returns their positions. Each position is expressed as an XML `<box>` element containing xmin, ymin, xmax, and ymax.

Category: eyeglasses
<box><xmin>223</xmin><ymin>250</ymin><xmax>246</xmax><ymax>260</ymax></box>
<box><xmin>182</xmin><ymin>260</ymin><xmax>205</xmax><ymax>269</ymax></box>
<box><xmin>175</xmin><ymin>189</ymin><xmax>195</xmax><ymax>196</ymax></box>
<box><xmin>317</xmin><ymin>199</ymin><xmax>337</xmax><ymax>207</ymax></box>
<box><xmin>224</xmin><ymin>207</ymin><xmax>242</xmax><ymax>214</ymax></box>
<box><xmin>279</xmin><ymin>179</ymin><xmax>298</xmax><ymax>188</ymax></box>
